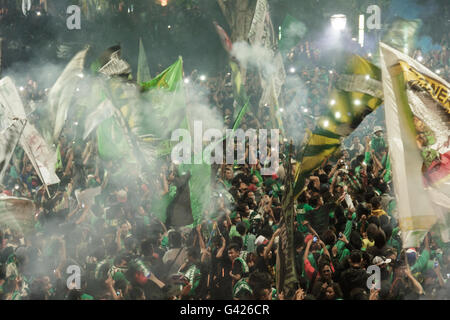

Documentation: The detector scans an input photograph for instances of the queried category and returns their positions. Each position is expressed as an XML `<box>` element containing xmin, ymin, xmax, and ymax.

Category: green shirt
<box><xmin>229</xmin><ymin>225</ymin><xmax>241</xmax><ymax>239</ymax></box>
<box><xmin>233</xmin><ymin>278</ymin><xmax>252</xmax><ymax>299</ymax></box>
<box><xmin>411</xmin><ymin>249</ymin><xmax>430</xmax><ymax>274</ymax></box>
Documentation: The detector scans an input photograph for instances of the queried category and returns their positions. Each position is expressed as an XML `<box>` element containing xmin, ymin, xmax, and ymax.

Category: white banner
<box><xmin>48</xmin><ymin>48</ymin><xmax>88</xmax><ymax>141</ymax></box>
<box><xmin>379</xmin><ymin>42</ymin><xmax>450</xmax><ymax>247</ymax></box>
<box><xmin>248</xmin><ymin>0</ymin><xmax>268</xmax><ymax>45</ymax></box>
<box><xmin>0</xmin><ymin>77</ymin><xmax>60</xmax><ymax>186</ymax></box>
<box><xmin>0</xmin><ymin>119</ymin><xmax>26</xmax><ymax>183</ymax></box>
<box><xmin>83</xmin><ymin>99</ymin><xmax>115</xmax><ymax>140</ymax></box>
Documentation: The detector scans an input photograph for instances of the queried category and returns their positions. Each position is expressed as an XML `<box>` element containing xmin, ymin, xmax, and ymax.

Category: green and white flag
<box><xmin>0</xmin><ymin>119</ymin><xmax>26</xmax><ymax>183</ymax></box>
<box><xmin>48</xmin><ymin>48</ymin><xmax>89</xmax><ymax>141</ymax></box>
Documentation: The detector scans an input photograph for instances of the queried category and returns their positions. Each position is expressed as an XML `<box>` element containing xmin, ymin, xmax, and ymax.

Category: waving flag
<box><xmin>293</xmin><ymin>55</ymin><xmax>384</xmax><ymax>199</ymax></box>
<box><xmin>0</xmin><ymin>119</ymin><xmax>26</xmax><ymax>183</ymax></box>
<box><xmin>48</xmin><ymin>48</ymin><xmax>89</xmax><ymax>141</ymax></box>
<box><xmin>380</xmin><ymin>42</ymin><xmax>449</xmax><ymax>247</ymax></box>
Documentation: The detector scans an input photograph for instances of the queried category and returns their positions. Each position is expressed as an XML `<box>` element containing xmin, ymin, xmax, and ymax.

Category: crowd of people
<box><xmin>0</xmin><ymin>34</ymin><xmax>449</xmax><ymax>300</ymax></box>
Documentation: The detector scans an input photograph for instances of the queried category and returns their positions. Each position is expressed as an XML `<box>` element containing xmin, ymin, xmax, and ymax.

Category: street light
<box><xmin>330</xmin><ymin>14</ymin><xmax>347</xmax><ymax>31</ymax></box>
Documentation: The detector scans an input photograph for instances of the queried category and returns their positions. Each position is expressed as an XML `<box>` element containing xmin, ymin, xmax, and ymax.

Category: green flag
<box><xmin>279</xmin><ymin>15</ymin><xmax>307</xmax><ymax>53</ymax></box>
<box><xmin>137</xmin><ymin>38</ymin><xmax>151</xmax><ymax>84</ymax></box>
<box><xmin>138</xmin><ymin>57</ymin><xmax>185</xmax><ymax>139</ymax></box>
<box><xmin>141</xmin><ymin>57</ymin><xmax>183</xmax><ymax>92</ymax></box>
<box><xmin>55</xmin><ymin>144</ymin><xmax>63</xmax><ymax>171</ymax></box>
<box><xmin>96</xmin><ymin>117</ymin><xmax>132</xmax><ymax>160</ymax></box>
<box><xmin>382</xmin><ymin>18</ymin><xmax>422</xmax><ymax>57</ymax></box>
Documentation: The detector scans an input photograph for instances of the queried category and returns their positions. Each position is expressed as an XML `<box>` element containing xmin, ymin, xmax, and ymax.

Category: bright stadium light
<box><xmin>368</xmin><ymin>53</ymin><xmax>372</xmax><ymax>57</ymax></box>
<box><xmin>289</xmin><ymin>67</ymin><xmax>296</xmax><ymax>73</ymax></box>
<box><xmin>335</xmin><ymin>111</ymin><xmax>341</xmax><ymax>119</ymax></box>
<box><xmin>354</xmin><ymin>99</ymin><xmax>362</xmax><ymax>106</ymax></box>
<box><xmin>279</xmin><ymin>108</ymin><xmax>284</xmax><ymax>113</ymax></box>
<box><xmin>331</xmin><ymin>14</ymin><xmax>347</xmax><ymax>31</ymax></box>
<box><xmin>365</xmin><ymin>75</ymin><xmax>370</xmax><ymax>80</ymax></box>
<box><xmin>323</xmin><ymin>120</ymin><xmax>330</xmax><ymax>127</ymax></box>
<box><xmin>184</xmin><ymin>78</ymin><xmax>190</xmax><ymax>84</ymax></box>
<box><xmin>19</xmin><ymin>86</ymin><xmax>24</xmax><ymax>91</ymax></box>
<box><xmin>199</xmin><ymin>75</ymin><xmax>207</xmax><ymax>81</ymax></box>
<box><xmin>330</xmin><ymin>99</ymin><xmax>336</xmax><ymax>106</ymax></box>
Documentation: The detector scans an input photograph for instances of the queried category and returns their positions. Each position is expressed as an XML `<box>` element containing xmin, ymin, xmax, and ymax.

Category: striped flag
<box><xmin>380</xmin><ymin>42</ymin><xmax>449</xmax><ymax>247</ymax></box>
<box><xmin>293</xmin><ymin>55</ymin><xmax>384</xmax><ymax>199</ymax></box>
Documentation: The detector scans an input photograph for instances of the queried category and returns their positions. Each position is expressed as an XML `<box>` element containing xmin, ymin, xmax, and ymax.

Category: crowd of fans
<box><xmin>0</xmin><ymin>36</ymin><xmax>448</xmax><ymax>300</ymax></box>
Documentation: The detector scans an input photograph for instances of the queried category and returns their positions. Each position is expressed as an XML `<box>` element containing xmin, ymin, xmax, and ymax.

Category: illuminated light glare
<box><xmin>168</xmin><ymin>25</ymin><xmax>171</xmax><ymax>29</ymax></box>
<box><xmin>330</xmin><ymin>99</ymin><xmax>336</xmax><ymax>106</ymax></box>
<box><xmin>199</xmin><ymin>75</ymin><xmax>207</xmax><ymax>81</ymax></box>
<box><xmin>436</xmin><ymin>69</ymin><xmax>441</xmax><ymax>74</ymax></box>
<box><xmin>279</xmin><ymin>108</ymin><xmax>284</xmax><ymax>113</ymax></box>
<box><xmin>358</xmin><ymin>14</ymin><xmax>365</xmax><ymax>47</ymax></box>
<box><xmin>368</xmin><ymin>53</ymin><xmax>372</xmax><ymax>57</ymax></box>
<box><xmin>335</xmin><ymin>112</ymin><xmax>341</xmax><ymax>119</ymax></box>
<box><xmin>352</xmin><ymin>38</ymin><xmax>357</xmax><ymax>42</ymax></box>
<box><xmin>365</xmin><ymin>75</ymin><xmax>370</xmax><ymax>80</ymax></box>
<box><xmin>15</xmin><ymin>184</ymin><xmax>19</xmax><ymax>190</ymax></box>
<box><xmin>417</xmin><ymin>56</ymin><xmax>423</xmax><ymax>62</ymax></box>
<box><xmin>184</xmin><ymin>78</ymin><xmax>190</xmax><ymax>84</ymax></box>
<box><xmin>289</xmin><ymin>67</ymin><xmax>296</xmax><ymax>73</ymax></box>
<box><xmin>77</xmin><ymin>73</ymin><xmax>84</xmax><ymax>78</ymax></box>
<box><xmin>76</xmin><ymin>88</ymin><xmax>80</xmax><ymax>92</ymax></box>
<box><xmin>227</xmin><ymin>72</ymin><xmax>231</xmax><ymax>76</ymax></box>
<box><xmin>160</xmin><ymin>0</ymin><xmax>168</xmax><ymax>6</ymax></box>
<box><xmin>323</xmin><ymin>120</ymin><xmax>330</xmax><ymax>128</ymax></box>
<box><xmin>36</xmin><ymin>11</ymin><xmax>41</xmax><ymax>16</ymax></box>
<box><xmin>331</xmin><ymin>14</ymin><xmax>347</xmax><ymax>31</ymax></box>
<box><xmin>19</xmin><ymin>86</ymin><xmax>24</xmax><ymax>91</ymax></box>
<box><xmin>354</xmin><ymin>99</ymin><xmax>362</xmax><ymax>106</ymax></box>
<box><xmin>74</xmin><ymin>122</ymin><xmax>79</xmax><ymax>126</ymax></box>
<box><xmin>329</xmin><ymin>70</ymin><xmax>333</xmax><ymax>74</ymax></box>
<box><xmin>283</xmin><ymin>138</ymin><xmax>288</xmax><ymax>142</ymax></box>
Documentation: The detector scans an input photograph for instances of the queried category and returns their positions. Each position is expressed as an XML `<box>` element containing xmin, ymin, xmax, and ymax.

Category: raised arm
<box><xmin>264</xmin><ymin>228</ymin><xmax>281</xmax><ymax>260</ymax></box>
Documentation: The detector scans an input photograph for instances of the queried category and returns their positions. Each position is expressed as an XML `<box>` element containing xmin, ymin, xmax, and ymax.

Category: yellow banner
<box><xmin>398</xmin><ymin>61</ymin><xmax>450</xmax><ymax>111</ymax></box>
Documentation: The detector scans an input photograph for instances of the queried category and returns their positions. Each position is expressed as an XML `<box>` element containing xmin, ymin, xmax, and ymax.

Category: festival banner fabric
<box><xmin>380</xmin><ymin>43</ymin><xmax>449</xmax><ymax>247</ymax></box>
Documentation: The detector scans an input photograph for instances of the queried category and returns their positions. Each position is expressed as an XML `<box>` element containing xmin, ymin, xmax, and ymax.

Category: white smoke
<box><xmin>231</xmin><ymin>41</ymin><xmax>277</xmax><ymax>78</ymax></box>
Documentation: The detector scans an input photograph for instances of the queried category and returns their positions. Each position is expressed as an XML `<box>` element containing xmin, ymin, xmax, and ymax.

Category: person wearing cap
<box><xmin>371</xmin><ymin>125</ymin><xmax>387</xmax><ymax>155</ymax></box>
